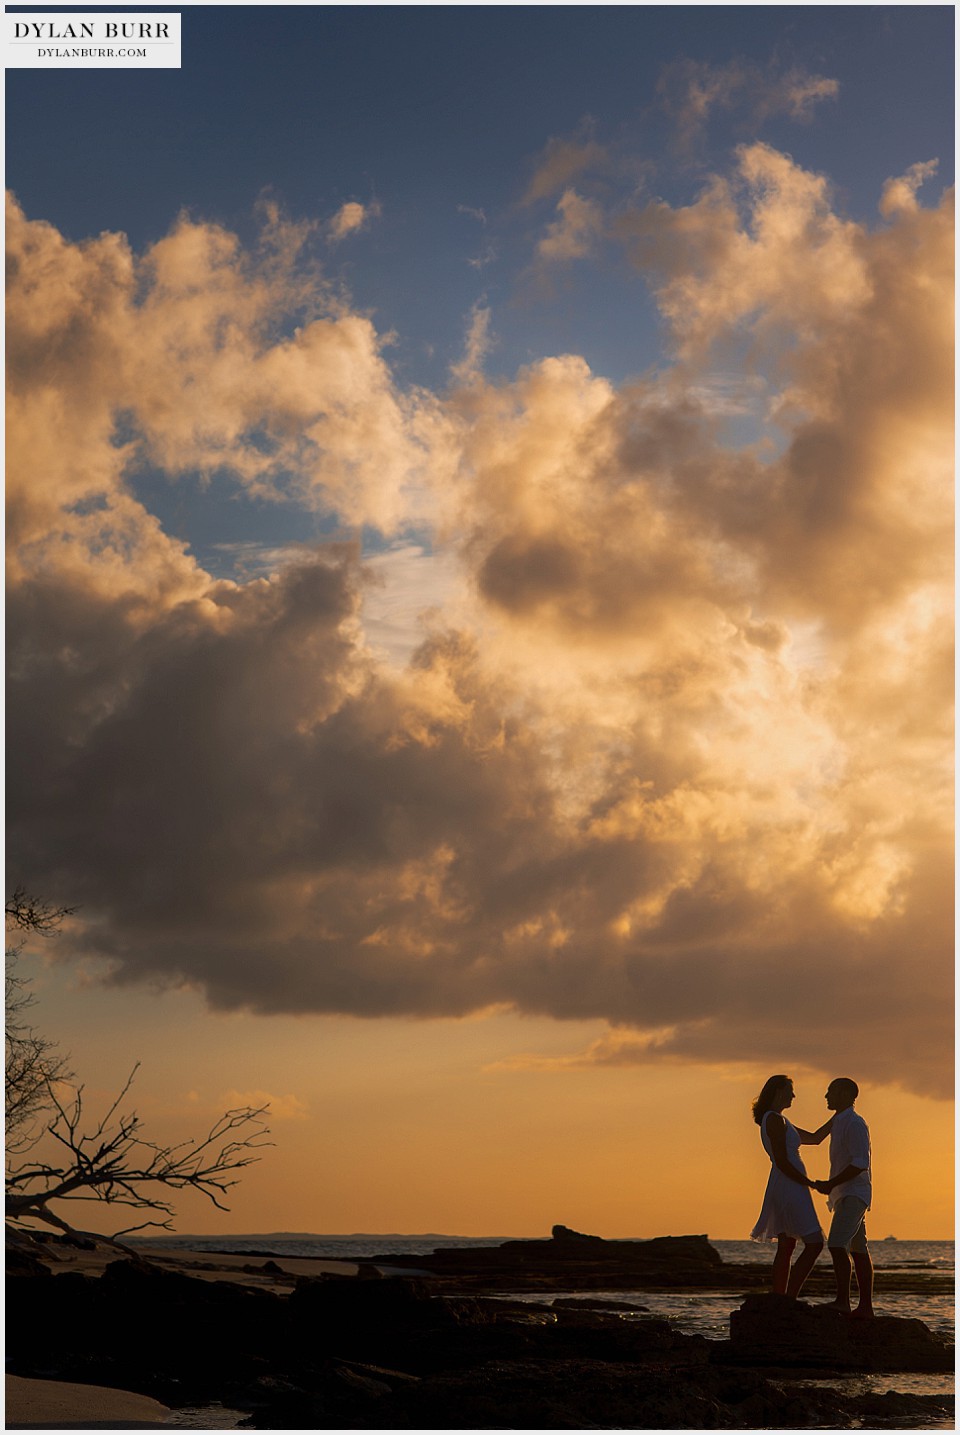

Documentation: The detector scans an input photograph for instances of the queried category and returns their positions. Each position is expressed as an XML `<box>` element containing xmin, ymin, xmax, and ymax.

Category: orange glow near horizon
<box><xmin>25</xmin><ymin>967</ymin><xmax>954</xmax><ymax>1242</ymax></box>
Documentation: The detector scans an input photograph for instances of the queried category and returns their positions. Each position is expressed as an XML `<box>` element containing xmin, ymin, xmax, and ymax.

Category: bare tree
<box><xmin>6</xmin><ymin>1067</ymin><xmax>271</xmax><ymax>1244</ymax></box>
<box><xmin>6</xmin><ymin>889</ymin><xmax>272</xmax><ymax>1250</ymax></box>
<box><xmin>6</xmin><ymin>887</ymin><xmax>75</xmax><ymax>1153</ymax></box>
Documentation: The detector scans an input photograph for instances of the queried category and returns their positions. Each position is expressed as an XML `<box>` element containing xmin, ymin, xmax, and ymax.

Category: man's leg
<box><xmin>786</xmin><ymin>1232</ymin><xmax>823</xmax><ymax>1299</ymax></box>
<box><xmin>772</xmin><ymin>1234</ymin><xmax>796</xmax><ymax>1294</ymax></box>
<box><xmin>851</xmin><ymin>1251</ymin><xmax>874</xmax><ymax>1316</ymax></box>
<box><xmin>850</xmin><ymin>1220</ymin><xmax>874</xmax><ymax>1317</ymax></box>
<box><xmin>824</xmin><ymin>1198</ymin><xmax>868</xmax><ymax>1313</ymax></box>
<box><xmin>827</xmin><ymin>1244</ymin><xmax>853</xmax><ymax>1312</ymax></box>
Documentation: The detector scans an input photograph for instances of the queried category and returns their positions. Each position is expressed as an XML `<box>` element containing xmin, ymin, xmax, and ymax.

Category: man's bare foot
<box><xmin>850</xmin><ymin>1307</ymin><xmax>875</xmax><ymax>1320</ymax></box>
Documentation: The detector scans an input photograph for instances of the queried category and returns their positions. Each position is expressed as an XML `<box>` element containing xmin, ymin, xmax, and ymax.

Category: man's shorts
<box><xmin>827</xmin><ymin>1195</ymin><xmax>869</xmax><ymax>1253</ymax></box>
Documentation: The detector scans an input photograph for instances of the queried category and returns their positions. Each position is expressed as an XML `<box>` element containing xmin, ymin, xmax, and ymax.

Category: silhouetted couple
<box><xmin>750</xmin><ymin>1075</ymin><xmax>873</xmax><ymax>1317</ymax></box>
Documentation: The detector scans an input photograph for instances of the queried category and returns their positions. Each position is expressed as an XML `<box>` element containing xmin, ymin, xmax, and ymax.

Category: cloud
<box><xmin>489</xmin><ymin>1026</ymin><xmax>685</xmax><ymax>1072</ymax></box>
<box><xmin>6</xmin><ymin>153</ymin><xmax>953</xmax><ymax>1100</ymax></box>
<box><xmin>522</xmin><ymin>134</ymin><xmax>609</xmax><ymax>205</ymax></box>
<box><xmin>208</xmin><ymin>541</ymin><xmax>316</xmax><ymax>580</ymax></box>
<box><xmin>657</xmin><ymin>57</ymin><xmax>838</xmax><ymax>149</ymax></box>
<box><xmin>467</xmin><ymin>240</ymin><xmax>499</xmax><ymax>273</ymax></box>
<box><xmin>328</xmin><ymin>200</ymin><xmax>380</xmax><ymax>242</ymax></box>
<box><xmin>614</xmin><ymin>143</ymin><xmax>870</xmax><ymax>356</ymax></box>
<box><xmin>450</xmin><ymin>300</ymin><xmax>494</xmax><ymax>384</ymax></box>
<box><xmin>6</xmin><ymin>193</ymin><xmax>443</xmax><ymax>546</ymax></box>
<box><xmin>879</xmin><ymin>159</ymin><xmax>939</xmax><ymax>217</ymax></box>
<box><xmin>361</xmin><ymin>543</ymin><xmax>465</xmax><ymax>668</ymax></box>
<box><xmin>222</xmin><ymin>1089</ymin><xmax>309</xmax><ymax>1120</ymax></box>
<box><xmin>536</xmin><ymin>190</ymin><xmax>605</xmax><ymax>262</ymax></box>
<box><xmin>774</xmin><ymin>72</ymin><xmax>840</xmax><ymax>120</ymax></box>
<box><xmin>613</xmin><ymin>146</ymin><xmax>954</xmax><ymax>627</ymax></box>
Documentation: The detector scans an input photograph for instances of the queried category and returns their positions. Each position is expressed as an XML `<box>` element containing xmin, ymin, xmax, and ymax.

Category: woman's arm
<box><xmin>816</xmin><ymin>1163</ymin><xmax>866</xmax><ymax>1194</ymax></box>
<box><xmin>794</xmin><ymin>1116</ymin><xmax>835</xmax><ymax>1145</ymax></box>
<box><xmin>766</xmin><ymin>1113</ymin><xmax>816</xmax><ymax>1187</ymax></box>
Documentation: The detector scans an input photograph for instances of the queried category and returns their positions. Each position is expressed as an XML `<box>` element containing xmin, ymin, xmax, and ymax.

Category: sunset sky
<box><xmin>6</xmin><ymin>5</ymin><xmax>954</xmax><ymax>1240</ymax></box>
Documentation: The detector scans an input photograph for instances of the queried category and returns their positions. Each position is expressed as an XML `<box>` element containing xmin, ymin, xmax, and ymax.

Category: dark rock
<box><xmin>376</xmin><ymin>1358</ymin><xmax>852</xmax><ymax>1430</ymax></box>
<box><xmin>851</xmin><ymin>1389</ymin><xmax>955</xmax><ymax>1427</ymax></box>
<box><xmin>240</xmin><ymin>1259</ymin><xmax>287</xmax><ymax>1275</ymax></box>
<box><xmin>102</xmin><ymin>1256</ymin><xmax>172</xmax><ymax>1281</ymax></box>
<box><xmin>286</xmin><ymin>1277</ymin><xmax>507</xmax><ymax>1375</ymax></box>
<box><xmin>339</xmin><ymin>1361</ymin><xmax>422</xmax><ymax>1392</ymax></box>
<box><xmin>550</xmin><ymin>1223</ymin><xmax>603</xmax><ymax>1243</ymax></box>
<box><xmin>237</xmin><ymin>1359</ymin><xmax>396</xmax><ymax>1428</ymax></box>
<box><xmin>290</xmin><ymin>1275</ymin><xmax>485</xmax><ymax>1332</ymax></box>
<box><xmin>725</xmin><ymin>1292</ymin><xmax>953</xmax><ymax>1372</ymax></box>
<box><xmin>639</xmin><ymin>1234</ymin><xmax>723</xmax><ymax>1266</ymax></box>
<box><xmin>364</xmin><ymin>1230</ymin><xmax>724</xmax><ymax>1293</ymax></box>
<box><xmin>6</xmin><ymin>1244</ymin><xmax>52</xmax><ymax>1278</ymax></box>
<box><xmin>6</xmin><ymin>1263</ymin><xmax>293</xmax><ymax>1404</ymax></box>
<box><xmin>495</xmin><ymin>1231</ymin><xmax>722</xmax><ymax>1268</ymax></box>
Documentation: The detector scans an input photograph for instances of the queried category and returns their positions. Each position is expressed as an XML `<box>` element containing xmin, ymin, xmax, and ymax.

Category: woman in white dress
<box><xmin>751</xmin><ymin>1074</ymin><xmax>833</xmax><ymax>1297</ymax></box>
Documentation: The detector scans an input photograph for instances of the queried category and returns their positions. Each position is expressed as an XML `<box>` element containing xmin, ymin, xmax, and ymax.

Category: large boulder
<box><xmin>726</xmin><ymin>1293</ymin><xmax>953</xmax><ymax>1373</ymax></box>
<box><xmin>363</xmin><ymin>1229</ymin><xmax>723</xmax><ymax>1291</ymax></box>
<box><xmin>5</xmin><ymin>1241</ymin><xmax>52</xmax><ymax>1278</ymax></box>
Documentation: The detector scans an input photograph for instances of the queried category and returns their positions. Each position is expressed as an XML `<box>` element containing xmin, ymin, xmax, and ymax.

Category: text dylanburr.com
<box><xmin>4</xmin><ymin>12</ymin><xmax>181</xmax><ymax>68</ymax></box>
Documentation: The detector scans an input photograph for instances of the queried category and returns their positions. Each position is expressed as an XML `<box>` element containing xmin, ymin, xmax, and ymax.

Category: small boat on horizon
<box><xmin>883</xmin><ymin>1235</ymin><xmax>898</xmax><ymax>1241</ymax></box>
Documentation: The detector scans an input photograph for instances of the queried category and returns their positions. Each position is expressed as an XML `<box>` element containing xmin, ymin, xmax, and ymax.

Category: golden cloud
<box><xmin>328</xmin><ymin>200</ymin><xmax>380</xmax><ymax>243</ymax></box>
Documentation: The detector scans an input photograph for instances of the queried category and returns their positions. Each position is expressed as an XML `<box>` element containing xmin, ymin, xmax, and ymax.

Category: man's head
<box><xmin>826</xmin><ymin>1077</ymin><xmax>859</xmax><ymax>1112</ymax></box>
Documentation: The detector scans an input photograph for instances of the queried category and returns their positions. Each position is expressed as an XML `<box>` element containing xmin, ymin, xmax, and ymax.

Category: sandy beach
<box><xmin>19</xmin><ymin>1241</ymin><xmax>362</xmax><ymax>1285</ymax></box>
<box><xmin>6</xmin><ymin>1374</ymin><xmax>171</xmax><ymax>1430</ymax></box>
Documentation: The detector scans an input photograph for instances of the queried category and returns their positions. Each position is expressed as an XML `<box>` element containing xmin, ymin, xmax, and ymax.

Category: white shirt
<box><xmin>828</xmin><ymin>1106</ymin><xmax>872</xmax><ymax>1211</ymax></box>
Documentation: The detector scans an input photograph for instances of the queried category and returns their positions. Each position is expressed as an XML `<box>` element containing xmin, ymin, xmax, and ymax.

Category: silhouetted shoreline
<box><xmin>6</xmin><ymin>1228</ymin><xmax>954</xmax><ymax>1429</ymax></box>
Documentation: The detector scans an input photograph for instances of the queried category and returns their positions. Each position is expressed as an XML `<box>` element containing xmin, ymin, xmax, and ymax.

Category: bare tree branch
<box><xmin>6</xmin><ymin>1075</ymin><xmax>271</xmax><ymax>1230</ymax></box>
<box><xmin>6</xmin><ymin>887</ymin><xmax>78</xmax><ymax>934</ymax></box>
<box><xmin>6</xmin><ymin>889</ymin><xmax>273</xmax><ymax>1248</ymax></box>
<box><xmin>6</xmin><ymin>889</ymin><xmax>74</xmax><ymax>1153</ymax></box>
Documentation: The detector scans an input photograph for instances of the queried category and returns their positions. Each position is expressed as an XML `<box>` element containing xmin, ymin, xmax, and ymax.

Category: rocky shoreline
<box><xmin>357</xmin><ymin>1226</ymin><xmax>955</xmax><ymax>1298</ymax></box>
<box><xmin>6</xmin><ymin>1228</ymin><xmax>954</xmax><ymax>1429</ymax></box>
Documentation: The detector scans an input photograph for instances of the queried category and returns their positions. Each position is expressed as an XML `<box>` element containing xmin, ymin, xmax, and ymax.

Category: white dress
<box><xmin>750</xmin><ymin>1111</ymin><xmax>822</xmax><ymax>1241</ymax></box>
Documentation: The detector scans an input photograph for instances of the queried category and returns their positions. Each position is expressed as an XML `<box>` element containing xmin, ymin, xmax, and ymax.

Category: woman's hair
<box><xmin>752</xmin><ymin>1074</ymin><xmax>790</xmax><ymax>1125</ymax></box>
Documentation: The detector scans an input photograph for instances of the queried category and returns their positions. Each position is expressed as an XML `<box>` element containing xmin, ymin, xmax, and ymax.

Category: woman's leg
<box><xmin>772</xmin><ymin>1234</ymin><xmax>796</xmax><ymax>1293</ymax></box>
<box><xmin>786</xmin><ymin>1232</ymin><xmax>824</xmax><ymax>1298</ymax></box>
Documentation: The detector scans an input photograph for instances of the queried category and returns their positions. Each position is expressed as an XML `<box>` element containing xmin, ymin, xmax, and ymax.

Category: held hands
<box><xmin>811</xmin><ymin>1179</ymin><xmax>831</xmax><ymax>1195</ymax></box>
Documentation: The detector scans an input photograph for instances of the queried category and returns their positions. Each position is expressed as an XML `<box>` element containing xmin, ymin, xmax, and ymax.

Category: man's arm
<box><xmin>794</xmin><ymin>1116</ymin><xmax>835</xmax><ymax>1145</ymax></box>
<box><xmin>767</xmin><ymin>1113</ymin><xmax>817</xmax><ymax>1187</ymax></box>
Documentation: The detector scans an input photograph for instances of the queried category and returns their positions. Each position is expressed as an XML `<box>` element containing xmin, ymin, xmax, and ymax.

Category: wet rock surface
<box><xmin>727</xmin><ymin>1293</ymin><xmax>954</xmax><ymax>1373</ymax></box>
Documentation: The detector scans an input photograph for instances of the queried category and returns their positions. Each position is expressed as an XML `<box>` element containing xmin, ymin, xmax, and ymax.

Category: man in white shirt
<box><xmin>813</xmin><ymin>1077</ymin><xmax>873</xmax><ymax>1317</ymax></box>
